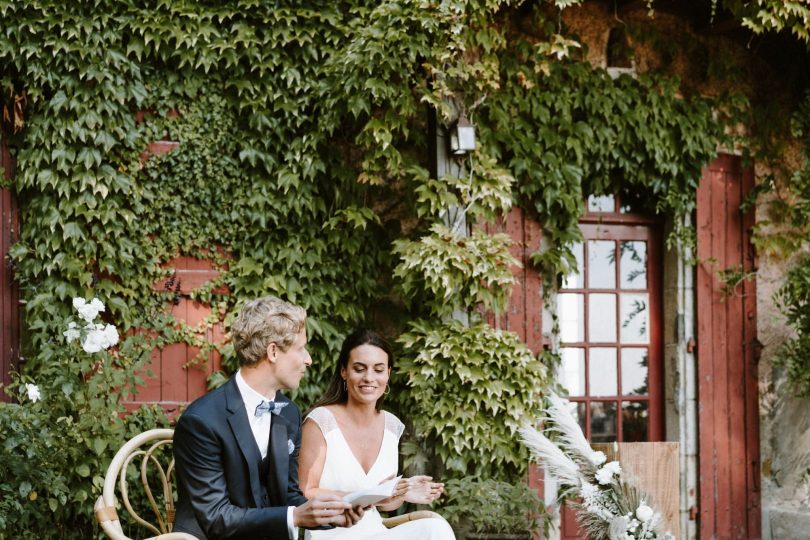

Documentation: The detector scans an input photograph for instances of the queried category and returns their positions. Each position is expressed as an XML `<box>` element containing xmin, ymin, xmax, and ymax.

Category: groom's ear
<box><xmin>266</xmin><ymin>342</ymin><xmax>278</xmax><ymax>363</ymax></box>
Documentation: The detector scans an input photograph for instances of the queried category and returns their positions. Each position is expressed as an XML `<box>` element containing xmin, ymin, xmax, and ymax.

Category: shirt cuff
<box><xmin>287</xmin><ymin>506</ymin><xmax>297</xmax><ymax>539</ymax></box>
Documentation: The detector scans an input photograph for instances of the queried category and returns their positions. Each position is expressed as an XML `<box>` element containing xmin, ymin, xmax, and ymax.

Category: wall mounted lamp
<box><xmin>449</xmin><ymin>115</ymin><xmax>476</xmax><ymax>155</ymax></box>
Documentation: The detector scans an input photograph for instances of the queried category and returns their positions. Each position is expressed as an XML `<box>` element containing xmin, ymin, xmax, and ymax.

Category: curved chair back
<box><xmin>94</xmin><ymin>428</ymin><xmax>196</xmax><ymax>540</ymax></box>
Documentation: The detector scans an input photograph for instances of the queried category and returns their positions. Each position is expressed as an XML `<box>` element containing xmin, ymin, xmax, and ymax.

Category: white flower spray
<box><xmin>65</xmin><ymin>297</ymin><xmax>119</xmax><ymax>353</ymax></box>
<box><xmin>519</xmin><ymin>393</ymin><xmax>673</xmax><ymax>540</ymax></box>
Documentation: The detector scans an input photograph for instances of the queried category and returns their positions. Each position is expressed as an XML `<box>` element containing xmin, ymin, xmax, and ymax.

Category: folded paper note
<box><xmin>343</xmin><ymin>476</ymin><xmax>402</xmax><ymax>506</ymax></box>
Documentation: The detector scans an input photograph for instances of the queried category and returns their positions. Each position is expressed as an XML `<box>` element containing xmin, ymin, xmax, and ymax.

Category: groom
<box><xmin>173</xmin><ymin>296</ymin><xmax>361</xmax><ymax>539</ymax></box>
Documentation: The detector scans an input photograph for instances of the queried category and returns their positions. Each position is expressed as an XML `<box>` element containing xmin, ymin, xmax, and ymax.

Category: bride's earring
<box><xmin>384</xmin><ymin>384</ymin><xmax>390</xmax><ymax>395</ymax></box>
<box><xmin>342</xmin><ymin>379</ymin><xmax>347</xmax><ymax>391</ymax></box>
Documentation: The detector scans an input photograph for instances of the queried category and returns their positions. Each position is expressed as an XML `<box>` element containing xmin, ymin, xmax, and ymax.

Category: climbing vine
<box><xmin>0</xmin><ymin>2</ymin><xmax>427</xmax><ymax>537</ymax></box>
<box><xmin>482</xmin><ymin>39</ymin><xmax>730</xmax><ymax>285</ymax></box>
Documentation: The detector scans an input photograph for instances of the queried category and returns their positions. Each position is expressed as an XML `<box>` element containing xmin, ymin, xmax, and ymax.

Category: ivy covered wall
<box><xmin>0</xmin><ymin>0</ymin><xmax>808</xmax><ymax>538</ymax></box>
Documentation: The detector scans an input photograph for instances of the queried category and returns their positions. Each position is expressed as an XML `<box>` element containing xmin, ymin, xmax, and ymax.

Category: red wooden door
<box><xmin>489</xmin><ymin>202</ymin><xmax>666</xmax><ymax>539</ymax></box>
<box><xmin>696</xmin><ymin>154</ymin><xmax>760</xmax><ymax>539</ymax></box>
<box><xmin>558</xmin><ymin>196</ymin><xmax>665</xmax><ymax>539</ymax></box>
<box><xmin>0</xmin><ymin>135</ymin><xmax>20</xmax><ymax>402</ymax></box>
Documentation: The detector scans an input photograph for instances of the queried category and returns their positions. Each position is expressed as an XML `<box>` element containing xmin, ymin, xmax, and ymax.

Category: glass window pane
<box><xmin>589</xmin><ymin>348</ymin><xmax>617</xmax><ymax>396</ymax></box>
<box><xmin>590</xmin><ymin>401</ymin><xmax>617</xmax><ymax>443</ymax></box>
<box><xmin>568</xmin><ymin>401</ymin><xmax>587</xmax><ymax>436</ymax></box>
<box><xmin>620</xmin><ymin>241</ymin><xmax>647</xmax><ymax>289</ymax></box>
<box><xmin>560</xmin><ymin>348</ymin><xmax>586</xmax><ymax>396</ymax></box>
<box><xmin>620</xmin><ymin>293</ymin><xmax>649</xmax><ymax>344</ymax></box>
<box><xmin>558</xmin><ymin>293</ymin><xmax>584</xmax><ymax>343</ymax></box>
<box><xmin>562</xmin><ymin>242</ymin><xmax>584</xmax><ymax>289</ymax></box>
<box><xmin>588</xmin><ymin>195</ymin><xmax>614</xmax><ymax>212</ymax></box>
<box><xmin>588</xmin><ymin>293</ymin><xmax>616</xmax><ymax>342</ymax></box>
<box><xmin>621</xmin><ymin>348</ymin><xmax>648</xmax><ymax>396</ymax></box>
<box><xmin>587</xmin><ymin>240</ymin><xmax>616</xmax><ymax>289</ymax></box>
<box><xmin>622</xmin><ymin>401</ymin><xmax>649</xmax><ymax>442</ymax></box>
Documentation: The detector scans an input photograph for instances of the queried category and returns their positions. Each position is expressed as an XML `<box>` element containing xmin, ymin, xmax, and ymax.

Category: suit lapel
<box><xmin>224</xmin><ymin>378</ymin><xmax>265</xmax><ymax>507</ymax></box>
<box><xmin>267</xmin><ymin>412</ymin><xmax>289</xmax><ymax>506</ymax></box>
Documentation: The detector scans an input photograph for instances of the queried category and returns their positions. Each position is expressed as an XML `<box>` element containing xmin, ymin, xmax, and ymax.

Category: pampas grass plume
<box><xmin>519</xmin><ymin>424</ymin><xmax>581</xmax><ymax>490</ymax></box>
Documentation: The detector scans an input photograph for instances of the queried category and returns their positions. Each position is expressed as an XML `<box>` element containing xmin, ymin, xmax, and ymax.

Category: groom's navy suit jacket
<box><xmin>173</xmin><ymin>377</ymin><xmax>307</xmax><ymax>540</ymax></box>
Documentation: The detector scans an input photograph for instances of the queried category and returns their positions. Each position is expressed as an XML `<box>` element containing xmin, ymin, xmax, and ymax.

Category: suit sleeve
<box><xmin>174</xmin><ymin>412</ymin><xmax>289</xmax><ymax>540</ymax></box>
<box><xmin>283</xmin><ymin>401</ymin><xmax>334</xmax><ymax>531</ymax></box>
<box><xmin>285</xmin><ymin>403</ymin><xmax>308</xmax><ymax>507</ymax></box>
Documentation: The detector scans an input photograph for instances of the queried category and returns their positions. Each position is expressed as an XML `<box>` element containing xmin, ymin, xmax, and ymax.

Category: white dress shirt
<box><xmin>235</xmin><ymin>370</ymin><xmax>297</xmax><ymax>539</ymax></box>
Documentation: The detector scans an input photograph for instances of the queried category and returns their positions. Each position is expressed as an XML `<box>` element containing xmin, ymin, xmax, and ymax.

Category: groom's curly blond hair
<box><xmin>231</xmin><ymin>296</ymin><xmax>306</xmax><ymax>367</ymax></box>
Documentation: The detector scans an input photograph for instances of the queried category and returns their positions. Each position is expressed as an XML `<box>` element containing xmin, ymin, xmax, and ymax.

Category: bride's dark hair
<box><xmin>309</xmin><ymin>328</ymin><xmax>393</xmax><ymax>413</ymax></box>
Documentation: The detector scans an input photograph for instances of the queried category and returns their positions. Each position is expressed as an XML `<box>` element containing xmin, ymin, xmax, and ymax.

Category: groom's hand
<box><xmin>341</xmin><ymin>504</ymin><xmax>366</xmax><ymax>527</ymax></box>
<box><xmin>294</xmin><ymin>494</ymin><xmax>353</xmax><ymax>528</ymax></box>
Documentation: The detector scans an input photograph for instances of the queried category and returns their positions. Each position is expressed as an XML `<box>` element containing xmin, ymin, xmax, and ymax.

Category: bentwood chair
<box><xmin>382</xmin><ymin>509</ymin><xmax>444</xmax><ymax>527</ymax></box>
<box><xmin>95</xmin><ymin>429</ymin><xmax>196</xmax><ymax>540</ymax></box>
<box><xmin>96</xmin><ymin>428</ymin><xmax>444</xmax><ymax>539</ymax></box>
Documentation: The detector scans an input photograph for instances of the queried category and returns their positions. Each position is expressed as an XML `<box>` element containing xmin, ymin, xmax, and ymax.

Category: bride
<box><xmin>298</xmin><ymin>329</ymin><xmax>456</xmax><ymax>540</ymax></box>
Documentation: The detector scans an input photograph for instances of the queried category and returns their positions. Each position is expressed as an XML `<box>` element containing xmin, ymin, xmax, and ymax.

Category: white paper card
<box><xmin>343</xmin><ymin>476</ymin><xmax>401</xmax><ymax>506</ymax></box>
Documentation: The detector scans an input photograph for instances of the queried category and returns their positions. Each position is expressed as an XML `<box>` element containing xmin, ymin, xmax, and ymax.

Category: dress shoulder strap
<box><xmin>305</xmin><ymin>406</ymin><xmax>338</xmax><ymax>435</ymax></box>
<box><xmin>383</xmin><ymin>411</ymin><xmax>405</xmax><ymax>439</ymax></box>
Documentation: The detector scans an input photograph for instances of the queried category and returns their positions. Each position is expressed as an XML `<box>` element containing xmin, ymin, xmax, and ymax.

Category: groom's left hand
<box><xmin>339</xmin><ymin>504</ymin><xmax>366</xmax><ymax>527</ymax></box>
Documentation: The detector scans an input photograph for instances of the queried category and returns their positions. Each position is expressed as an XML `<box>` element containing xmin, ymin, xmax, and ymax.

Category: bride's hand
<box><xmin>375</xmin><ymin>478</ymin><xmax>409</xmax><ymax>509</ymax></box>
<box><xmin>404</xmin><ymin>475</ymin><xmax>445</xmax><ymax>504</ymax></box>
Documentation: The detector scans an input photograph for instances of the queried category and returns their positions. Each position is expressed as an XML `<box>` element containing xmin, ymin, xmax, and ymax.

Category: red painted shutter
<box><xmin>483</xmin><ymin>207</ymin><xmax>544</xmax><ymax>354</ymax></box>
<box><xmin>696</xmin><ymin>153</ymin><xmax>760</xmax><ymax>539</ymax></box>
<box><xmin>0</xmin><ymin>137</ymin><xmax>20</xmax><ymax>402</ymax></box>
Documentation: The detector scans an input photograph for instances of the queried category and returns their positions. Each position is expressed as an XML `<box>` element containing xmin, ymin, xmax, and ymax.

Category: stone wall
<box><xmin>755</xmin><ymin>164</ymin><xmax>810</xmax><ymax>539</ymax></box>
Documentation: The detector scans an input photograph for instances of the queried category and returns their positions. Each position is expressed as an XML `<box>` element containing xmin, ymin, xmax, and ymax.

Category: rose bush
<box><xmin>0</xmin><ymin>297</ymin><xmax>169</xmax><ymax>540</ymax></box>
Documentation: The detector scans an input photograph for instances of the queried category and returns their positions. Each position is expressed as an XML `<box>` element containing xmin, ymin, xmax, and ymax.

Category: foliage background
<box><xmin>0</xmin><ymin>0</ymin><xmax>808</xmax><ymax>538</ymax></box>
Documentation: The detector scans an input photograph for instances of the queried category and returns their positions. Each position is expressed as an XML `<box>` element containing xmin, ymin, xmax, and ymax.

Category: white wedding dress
<box><xmin>304</xmin><ymin>406</ymin><xmax>455</xmax><ymax>540</ymax></box>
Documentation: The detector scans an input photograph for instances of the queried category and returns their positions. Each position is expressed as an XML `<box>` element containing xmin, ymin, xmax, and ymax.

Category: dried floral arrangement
<box><xmin>519</xmin><ymin>394</ymin><xmax>675</xmax><ymax>540</ymax></box>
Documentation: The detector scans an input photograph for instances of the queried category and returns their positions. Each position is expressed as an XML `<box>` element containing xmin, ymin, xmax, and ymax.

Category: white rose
<box><xmin>25</xmin><ymin>383</ymin><xmax>41</xmax><ymax>403</ymax></box>
<box><xmin>82</xmin><ymin>329</ymin><xmax>107</xmax><ymax>353</ymax></box>
<box><xmin>595</xmin><ymin>461</ymin><xmax>622</xmax><ymax>485</ymax></box>
<box><xmin>74</xmin><ymin>297</ymin><xmax>105</xmax><ymax>322</ymax></box>
<box><xmin>636</xmin><ymin>504</ymin><xmax>654</xmax><ymax>523</ymax></box>
<box><xmin>594</xmin><ymin>467</ymin><xmax>612</xmax><ymax>485</ymax></box>
<box><xmin>63</xmin><ymin>321</ymin><xmax>80</xmax><ymax>342</ymax></box>
<box><xmin>589</xmin><ymin>450</ymin><xmax>607</xmax><ymax>466</ymax></box>
<box><xmin>101</xmin><ymin>324</ymin><xmax>119</xmax><ymax>348</ymax></box>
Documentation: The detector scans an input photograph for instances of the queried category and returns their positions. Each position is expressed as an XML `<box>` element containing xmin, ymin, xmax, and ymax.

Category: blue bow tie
<box><xmin>254</xmin><ymin>400</ymin><xmax>288</xmax><ymax>417</ymax></box>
